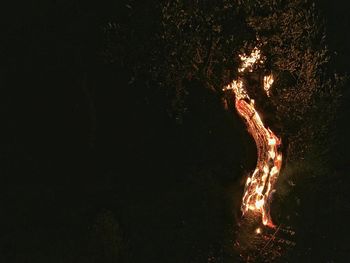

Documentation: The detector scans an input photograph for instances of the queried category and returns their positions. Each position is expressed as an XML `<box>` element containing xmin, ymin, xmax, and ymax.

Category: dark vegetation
<box><xmin>0</xmin><ymin>0</ymin><xmax>349</xmax><ymax>262</ymax></box>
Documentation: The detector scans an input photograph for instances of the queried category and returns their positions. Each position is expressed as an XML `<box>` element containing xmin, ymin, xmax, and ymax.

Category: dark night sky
<box><xmin>319</xmin><ymin>0</ymin><xmax>350</xmax><ymax>171</ymax></box>
<box><xmin>0</xmin><ymin>1</ymin><xmax>350</xmax><ymax>262</ymax></box>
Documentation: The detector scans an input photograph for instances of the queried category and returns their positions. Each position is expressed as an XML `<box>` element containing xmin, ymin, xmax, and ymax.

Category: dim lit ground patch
<box><xmin>234</xmin><ymin>213</ymin><xmax>295</xmax><ymax>262</ymax></box>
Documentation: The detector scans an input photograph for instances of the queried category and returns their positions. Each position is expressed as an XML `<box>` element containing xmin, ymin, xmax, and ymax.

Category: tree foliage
<box><xmin>243</xmin><ymin>0</ymin><xmax>343</xmax><ymax>163</ymax></box>
<box><xmin>152</xmin><ymin>0</ymin><xmax>343</xmax><ymax>167</ymax></box>
<box><xmin>101</xmin><ymin>0</ymin><xmax>344</xmax><ymax>194</ymax></box>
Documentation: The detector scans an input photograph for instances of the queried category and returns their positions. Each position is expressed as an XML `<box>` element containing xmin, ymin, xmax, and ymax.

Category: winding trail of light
<box><xmin>224</xmin><ymin>48</ymin><xmax>282</xmax><ymax>227</ymax></box>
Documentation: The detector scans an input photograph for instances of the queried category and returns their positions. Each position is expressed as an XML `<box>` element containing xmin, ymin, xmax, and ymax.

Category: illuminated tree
<box><xmin>243</xmin><ymin>0</ymin><xmax>343</xmax><ymax>164</ymax></box>
<box><xmin>156</xmin><ymin>0</ymin><xmax>343</xmax><ymax>168</ymax></box>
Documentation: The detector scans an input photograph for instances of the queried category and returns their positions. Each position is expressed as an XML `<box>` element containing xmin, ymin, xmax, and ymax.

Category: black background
<box><xmin>0</xmin><ymin>1</ymin><xmax>350</xmax><ymax>262</ymax></box>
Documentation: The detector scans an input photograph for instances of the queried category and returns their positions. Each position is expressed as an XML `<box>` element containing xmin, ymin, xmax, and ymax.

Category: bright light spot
<box><xmin>238</xmin><ymin>47</ymin><xmax>262</xmax><ymax>72</ymax></box>
<box><xmin>255</xmin><ymin>198</ymin><xmax>264</xmax><ymax>209</ymax></box>
<box><xmin>268</xmin><ymin>137</ymin><xmax>276</xmax><ymax>146</ymax></box>
<box><xmin>255</xmin><ymin>228</ymin><xmax>262</xmax><ymax>234</ymax></box>
<box><xmin>263</xmin><ymin>74</ymin><xmax>274</xmax><ymax>97</ymax></box>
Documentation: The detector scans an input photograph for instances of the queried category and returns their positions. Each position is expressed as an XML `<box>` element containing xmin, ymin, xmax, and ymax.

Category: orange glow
<box><xmin>238</xmin><ymin>47</ymin><xmax>262</xmax><ymax>73</ymax></box>
<box><xmin>224</xmin><ymin>47</ymin><xmax>282</xmax><ymax>228</ymax></box>
<box><xmin>263</xmin><ymin>74</ymin><xmax>274</xmax><ymax>97</ymax></box>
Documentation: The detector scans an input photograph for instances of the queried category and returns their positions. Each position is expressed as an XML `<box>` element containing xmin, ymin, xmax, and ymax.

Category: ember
<box><xmin>224</xmin><ymin>47</ymin><xmax>282</xmax><ymax>227</ymax></box>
